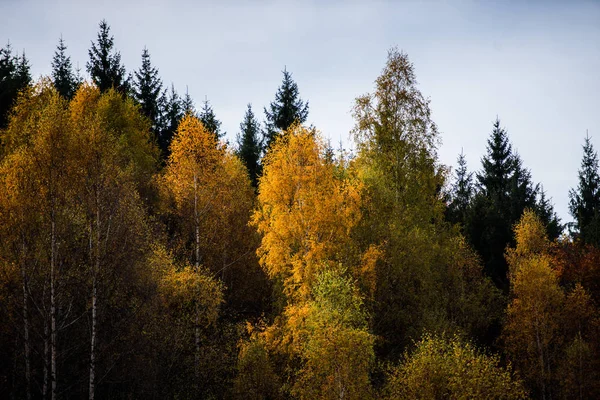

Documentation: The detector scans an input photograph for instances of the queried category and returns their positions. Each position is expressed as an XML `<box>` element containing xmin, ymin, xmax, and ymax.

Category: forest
<box><xmin>1</xmin><ymin>20</ymin><xmax>599</xmax><ymax>400</ymax></box>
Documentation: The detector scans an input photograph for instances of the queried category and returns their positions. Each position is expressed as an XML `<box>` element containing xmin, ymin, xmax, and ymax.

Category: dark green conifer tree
<box><xmin>447</xmin><ymin>150</ymin><xmax>473</xmax><ymax>227</ymax></box>
<box><xmin>467</xmin><ymin>118</ymin><xmax>560</xmax><ymax>288</ymax></box>
<box><xmin>0</xmin><ymin>43</ymin><xmax>31</xmax><ymax>130</ymax></box>
<box><xmin>51</xmin><ymin>36</ymin><xmax>80</xmax><ymax>99</ymax></box>
<box><xmin>86</xmin><ymin>20</ymin><xmax>129</xmax><ymax>94</ymax></box>
<box><xmin>536</xmin><ymin>187</ymin><xmax>562</xmax><ymax>240</ymax></box>
<box><xmin>159</xmin><ymin>84</ymin><xmax>182</xmax><ymax>157</ymax></box>
<box><xmin>236</xmin><ymin>103</ymin><xmax>262</xmax><ymax>187</ymax></box>
<box><xmin>133</xmin><ymin>47</ymin><xmax>164</xmax><ymax>136</ymax></box>
<box><xmin>509</xmin><ymin>153</ymin><xmax>537</xmax><ymax>222</ymax></box>
<box><xmin>199</xmin><ymin>97</ymin><xmax>223</xmax><ymax>139</ymax></box>
<box><xmin>569</xmin><ymin>134</ymin><xmax>600</xmax><ymax>245</ymax></box>
<box><xmin>264</xmin><ymin>67</ymin><xmax>309</xmax><ymax>148</ymax></box>
<box><xmin>469</xmin><ymin>119</ymin><xmax>515</xmax><ymax>287</ymax></box>
<box><xmin>181</xmin><ymin>86</ymin><xmax>195</xmax><ymax>116</ymax></box>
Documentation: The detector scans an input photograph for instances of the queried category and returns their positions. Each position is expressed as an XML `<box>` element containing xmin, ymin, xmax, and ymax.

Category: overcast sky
<box><xmin>1</xmin><ymin>0</ymin><xmax>599</xmax><ymax>224</ymax></box>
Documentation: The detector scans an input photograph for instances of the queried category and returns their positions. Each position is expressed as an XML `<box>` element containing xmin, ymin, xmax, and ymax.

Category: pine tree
<box><xmin>264</xmin><ymin>67</ymin><xmax>309</xmax><ymax>148</ymax></box>
<box><xmin>0</xmin><ymin>43</ymin><xmax>31</xmax><ymax>130</ymax></box>
<box><xmin>447</xmin><ymin>150</ymin><xmax>473</xmax><ymax>227</ymax></box>
<box><xmin>51</xmin><ymin>36</ymin><xmax>79</xmax><ymax>99</ymax></box>
<box><xmin>133</xmin><ymin>47</ymin><xmax>164</xmax><ymax>136</ymax></box>
<box><xmin>199</xmin><ymin>97</ymin><xmax>223</xmax><ymax>139</ymax></box>
<box><xmin>569</xmin><ymin>134</ymin><xmax>600</xmax><ymax>245</ymax></box>
<box><xmin>86</xmin><ymin>20</ymin><xmax>129</xmax><ymax>94</ymax></box>
<box><xmin>236</xmin><ymin>104</ymin><xmax>261</xmax><ymax>187</ymax></box>
<box><xmin>159</xmin><ymin>84</ymin><xmax>182</xmax><ymax>157</ymax></box>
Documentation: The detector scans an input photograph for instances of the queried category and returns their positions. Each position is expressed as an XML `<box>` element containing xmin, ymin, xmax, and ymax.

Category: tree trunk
<box><xmin>50</xmin><ymin>217</ymin><xmax>57</xmax><ymax>400</ymax></box>
<box><xmin>43</xmin><ymin>318</ymin><xmax>49</xmax><ymax>399</ymax></box>
<box><xmin>89</xmin><ymin>205</ymin><xmax>99</xmax><ymax>400</ymax></box>
<box><xmin>535</xmin><ymin>323</ymin><xmax>546</xmax><ymax>400</ymax></box>
<box><xmin>20</xmin><ymin>239</ymin><xmax>31</xmax><ymax>400</ymax></box>
<box><xmin>193</xmin><ymin>173</ymin><xmax>200</xmax><ymax>375</ymax></box>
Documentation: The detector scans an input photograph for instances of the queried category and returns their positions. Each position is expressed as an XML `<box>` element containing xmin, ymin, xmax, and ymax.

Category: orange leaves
<box><xmin>164</xmin><ymin>114</ymin><xmax>222</xmax><ymax>208</ymax></box>
<box><xmin>252</xmin><ymin>125</ymin><xmax>363</xmax><ymax>300</ymax></box>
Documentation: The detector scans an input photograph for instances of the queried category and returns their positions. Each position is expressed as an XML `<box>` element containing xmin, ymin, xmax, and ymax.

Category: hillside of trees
<box><xmin>1</xmin><ymin>20</ymin><xmax>600</xmax><ymax>400</ymax></box>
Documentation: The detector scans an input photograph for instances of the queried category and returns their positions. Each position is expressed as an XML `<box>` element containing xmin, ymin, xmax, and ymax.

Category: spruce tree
<box><xmin>477</xmin><ymin>118</ymin><xmax>513</xmax><ymax>201</ymax></box>
<box><xmin>199</xmin><ymin>97</ymin><xmax>223</xmax><ymax>139</ymax></box>
<box><xmin>159</xmin><ymin>84</ymin><xmax>183</xmax><ymax>157</ymax></box>
<box><xmin>181</xmin><ymin>87</ymin><xmax>195</xmax><ymax>116</ymax></box>
<box><xmin>264</xmin><ymin>67</ymin><xmax>309</xmax><ymax>148</ymax></box>
<box><xmin>467</xmin><ymin>118</ymin><xmax>560</xmax><ymax>288</ymax></box>
<box><xmin>536</xmin><ymin>187</ymin><xmax>561</xmax><ymax>241</ymax></box>
<box><xmin>0</xmin><ymin>43</ymin><xmax>31</xmax><ymax>130</ymax></box>
<box><xmin>133</xmin><ymin>47</ymin><xmax>164</xmax><ymax>136</ymax></box>
<box><xmin>51</xmin><ymin>36</ymin><xmax>79</xmax><ymax>99</ymax></box>
<box><xmin>569</xmin><ymin>134</ymin><xmax>600</xmax><ymax>245</ymax></box>
<box><xmin>509</xmin><ymin>153</ymin><xmax>537</xmax><ymax>222</ymax></box>
<box><xmin>236</xmin><ymin>104</ymin><xmax>262</xmax><ymax>187</ymax></box>
<box><xmin>447</xmin><ymin>150</ymin><xmax>473</xmax><ymax>227</ymax></box>
<box><xmin>87</xmin><ymin>20</ymin><xmax>129</xmax><ymax>94</ymax></box>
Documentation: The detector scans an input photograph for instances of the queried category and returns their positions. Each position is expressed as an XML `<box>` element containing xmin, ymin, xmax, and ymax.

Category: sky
<box><xmin>1</xmin><ymin>0</ymin><xmax>599</xmax><ymax>224</ymax></box>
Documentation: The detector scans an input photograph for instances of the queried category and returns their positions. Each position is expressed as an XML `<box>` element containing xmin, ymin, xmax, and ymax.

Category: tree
<box><xmin>352</xmin><ymin>48</ymin><xmax>499</xmax><ymax>357</ymax></box>
<box><xmin>384</xmin><ymin>334</ymin><xmax>526</xmax><ymax>399</ymax></box>
<box><xmin>86</xmin><ymin>20</ymin><xmax>129</xmax><ymax>94</ymax></box>
<box><xmin>569</xmin><ymin>134</ymin><xmax>600</xmax><ymax>246</ymax></box>
<box><xmin>264</xmin><ymin>68</ymin><xmax>309</xmax><ymax>148</ymax></box>
<box><xmin>503</xmin><ymin>210</ymin><xmax>564</xmax><ymax>400</ymax></box>
<box><xmin>69</xmin><ymin>84</ymin><xmax>157</xmax><ymax>399</ymax></box>
<box><xmin>467</xmin><ymin>118</ymin><xmax>559</xmax><ymax>289</ymax></box>
<box><xmin>199</xmin><ymin>97</ymin><xmax>223</xmax><ymax>139</ymax></box>
<box><xmin>133</xmin><ymin>47</ymin><xmax>164</xmax><ymax>138</ymax></box>
<box><xmin>147</xmin><ymin>245</ymin><xmax>225</xmax><ymax>398</ymax></box>
<box><xmin>0</xmin><ymin>43</ymin><xmax>31</xmax><ymax>130</ymax></box>
<box><xmin>51</xmin><ymin>36</ymin><xmax>79</xmax><ymax>99</ymax></box>
<box><xmin>291</xmin><ymin>270</ymin><xmax>374</xmax><ymax>400</ymax></box>
<box><xmin>251</xmin><ymin>124</ymin><xmax>363</xmax><ymax>301</ymax></box>
<box><xmin>536</xmin><ymin>187</ymin><xmax>562</xmax><ymax>241</ymax></box>
<box><xmin>159</xmin><ymin>84</ymin><xmax>183</xmax><ymax>158</ymax></box>
<box><xmin>446</xmin><ymin>149</ymin><xmax>474</xmax><ymax>227</ymax></box>
<box><xmin>249</xmin><ymin>125</ymin><xmax>377</xmax><ymax>397</ymax></box>
<box><xmin>236</xmin><ymin>103</ymin><xmax>262</xmax><ymax>188</ymax></box>
<box><xmin>162</xmin><ymin>111</ymin><xmax>267</xmax><ymax>331</ymax></box>
<box><xmin>0</xmin><ymin>81</ymin><xmax>73</xmax><ymax>400</ymax></box>
<box><xmin>181</xmin><ymin>87</ymin><xmax>195</xmax><ymax>115</ymax></box>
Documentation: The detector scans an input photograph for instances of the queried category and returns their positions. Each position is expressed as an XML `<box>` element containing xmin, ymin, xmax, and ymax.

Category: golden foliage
<box><xmin>252</xmin><ymin>124</ymin><xmax>363</xmax><ymax>300</ymax></box>
<box><xmin>385</xmin><ymin>334</ymin><xmax>527</xmax><ymax>400</ymax></box>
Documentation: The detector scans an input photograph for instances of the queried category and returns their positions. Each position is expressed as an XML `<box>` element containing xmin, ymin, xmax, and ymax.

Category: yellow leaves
<box><xmin>162</xmin><ymin>113</ymin><xmax>257</xmax><ymax>285</ymax></box>
<box><xmin>289</xmin><ymin>269</ymin><xmax>375</xmax><ymax>400</ymax></box>
<box><xmin>503</xmin><ymin>210</ymin><xmax>564</xmax><ymax>397</ymax></box>
<box><xmin>252</xmin><ymin>124</ymin><xmax>363</xmax><ymax>300</ymax></box>
<box><xmin>163</xmin><ymin>114</ymin><xmax>223</xmax><ymax>213</ymax></box>
<box><xmin>506</xmin><ymin>209</ymin><xmax>551</xmax><ymax>275</ymax></box>
<box><xmin>149</xmin><ymin>244</ymin><xmax>223</xmax><ymax>327</ymax></box>
<box><xmin>385</xmin><ymin>334</ymin><xmax>527</xmax><ymax>400</ymax></box>
<box><xmin>234</xmin><ymin>332</ymin><xmax>281</xmax><ymax>400</ymax></box>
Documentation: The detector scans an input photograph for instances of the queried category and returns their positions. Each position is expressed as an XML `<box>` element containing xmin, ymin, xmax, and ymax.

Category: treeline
<box><xmin>1</xmin><ymin>20</ymin><xmax>599</xmax><ymax>400</ymax></box>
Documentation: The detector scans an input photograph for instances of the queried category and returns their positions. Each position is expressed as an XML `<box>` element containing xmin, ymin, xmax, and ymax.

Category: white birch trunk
<box><xmin>50</xmin><ymin>217</ymin><xmax>57</xmax><ymax>400</ymax></box>
<box><xmin>20</xmin><ymin>239</ymin><xmax>31</xmax><ymax>400</ymax></box>
<box><xmin>88</xmin><ymin>203</ymin><xmax>100</xmax><ymax>400</ymax></box>
<box><xmin>193</xmin><ymin>173</ymin><xmax>201</xmax><ymax>375</ymax></box>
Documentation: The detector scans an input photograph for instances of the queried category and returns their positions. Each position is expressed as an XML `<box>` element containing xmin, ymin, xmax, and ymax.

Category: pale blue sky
<box><xmin>1</xmin><ymin>0</ymin><xmax>599</xmax><ymax>224</ymax></box>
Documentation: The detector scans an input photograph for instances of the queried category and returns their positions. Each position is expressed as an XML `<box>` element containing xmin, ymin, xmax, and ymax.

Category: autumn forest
<box><xmin>2</xmin><ymin>20</ymin><xmax>600</xmax><ymax>400</ymax></box>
